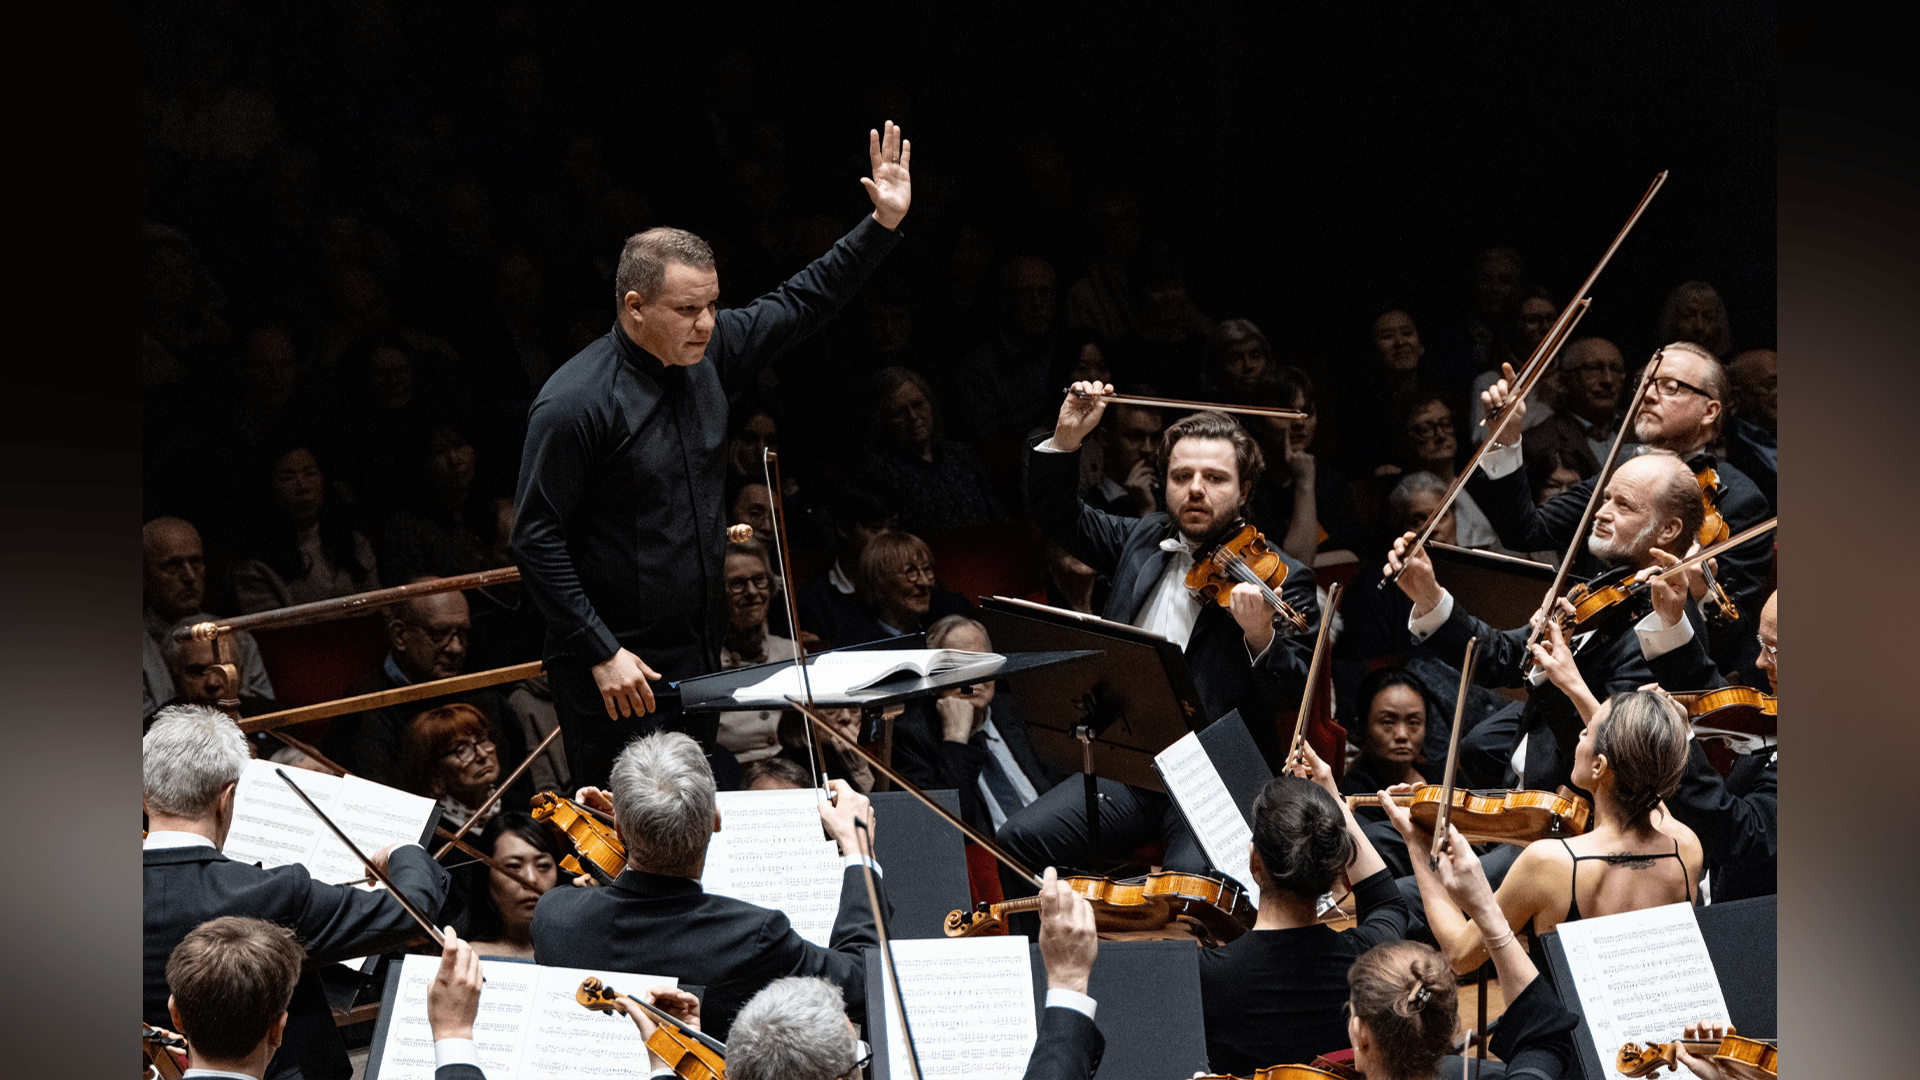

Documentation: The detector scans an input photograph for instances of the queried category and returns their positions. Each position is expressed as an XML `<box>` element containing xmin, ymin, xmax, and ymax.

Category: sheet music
<box><xmin>703</xmin><ymin>788</ymin><xmax>846</xmax><ymax>946</ymax></box>
<box><xmin>224</xmin><ymin>760</ymin><xmax>437</xmax><ymax>883</ymax></box>
<box><xmin>878</xmin><ymin>936</ymin><xmax>1037</xmax><ymax>1080</ymax></box>
<box><xmin>1554</xmin><ymin>902</ymin><xmax>1731</xmax><ymax>1079</ymax></box>
<box><xmin>373</xmin><ymin>955</ymin><xmax>675</xmax><ymax>1080</ymax></box>
<box><xmin>728</xmin><ymin>649</ymin><xmax>1005</xmax><ymax>699</ymax></box>
<box><xmin>1154</xmin><ymin>731</ymin><xmax>1258</xmax><ymax>907</ymax></box>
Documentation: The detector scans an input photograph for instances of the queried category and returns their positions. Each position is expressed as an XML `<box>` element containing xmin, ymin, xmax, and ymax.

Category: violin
<box><xmin>1617</xmin><ymin>1033</ymin><xmax>1777</xmax><ymax>1079</ymax></box>
<box><xmin>1541</xmin><ymin>517</ymin><xmax>1780</xmax><ymax>650</ymax></box>
<box><xmin>531</xmin><ymin>791</ymin><xmax>627</xmax><ymax>884</ymax></box>
<box><xmin>1692</xmin><ymin>468</ymin><xmax>1741</xmax><ymax>627</ymax></box>
<box><xmin>1186</xmin><ymin>1061</ymin><xmax>1362</xmax><ymax>1080</ymax></box>
<box><xmin>143</xmin><ymin>1023</ymin><xmax>187</xmax><ymax>1080</ymax></box>
<box><xmin>1667</xmin><ymin>685</ymin><xmax>1777</xmax><ymax>738</ymax></box>
<box><xmin>945</xmin><ymin>869</ymin><xmax>1256</xmax><ymax>947</ymax></box>
<box><xmin>577</xmin><ymin>976</ymin><xmax>727</xmax><ymax>1080</ymax></box>
<box><xmin>1347</xmin><ymin>785</ymin><xmax>1593</xmax><ymax>847</ymax></box>
<box><xmin>1187</xmin><ymin>522</ymin><xmax>1311</xmax><ymax>635</ymax></box>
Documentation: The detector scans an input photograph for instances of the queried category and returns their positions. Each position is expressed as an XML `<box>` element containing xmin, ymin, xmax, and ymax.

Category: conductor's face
<box><xmin>1165</xmin><ymin>436</ymin><xmax>1247</xmax><ymax>542</ymax></box>
<box><xmin>626</xmin><ymin>262</ymin><xmax>719</xmax><ymax>367</ymax></box>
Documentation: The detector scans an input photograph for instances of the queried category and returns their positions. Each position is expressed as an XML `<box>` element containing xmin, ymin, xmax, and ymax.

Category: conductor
<box><xmin>513</xmin><ymin>124</ymin><xmax>913</xmax><ymax>788</ymax></box>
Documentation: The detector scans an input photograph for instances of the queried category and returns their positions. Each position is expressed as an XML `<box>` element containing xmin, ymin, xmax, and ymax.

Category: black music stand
<box><xmin>976</xmin><ymin>596</ymin><xmax>1209</xmax><ymax>858</ymax></box>
<box><xmin>1427</xmin><ymin>541</ymin><xmax>1584</xmax><ymax>631</ymax></box>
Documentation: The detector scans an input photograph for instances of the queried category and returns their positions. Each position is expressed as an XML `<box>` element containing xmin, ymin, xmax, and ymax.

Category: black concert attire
<box><xmin>511</xmin><ymin>218</ymin><xmax>901</xmax><ymax>788</ymax></box>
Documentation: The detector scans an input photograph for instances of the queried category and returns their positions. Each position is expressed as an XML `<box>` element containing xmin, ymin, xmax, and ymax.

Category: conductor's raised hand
<box><xmin>1053</xmin><ymin>380</ymin><xmax>1112</xmax><ymax>451</ymax></box>
<box><xmin>1385</xmin><ymin>531</ymin><xmax>1442</xmax><ymax>612</ymax></box>
<box><xmin>863</xmin><ymin>121</ymin><xmax>912</xmax><ymax>230</ymax></box>
<box><xmin>1480</xmin><ymin>361</ymin><xmax>1527</xmax><ymax>442</ymax></box>
<box><xmin>1037</xmin><ymin>866</ymin><xmax>1098</xmax><ymax>995</ymax></box>
<box><xmin>592</xmin><ymin>647</ymin><xmax>661</xmax><ymax>720</ymax></box>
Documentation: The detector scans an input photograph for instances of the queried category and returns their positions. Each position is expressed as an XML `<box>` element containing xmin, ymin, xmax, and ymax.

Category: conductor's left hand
<box><xmin>863</xmin><ymin>121</ymin><xmax>912</xmax><ymax>229</ymax></box>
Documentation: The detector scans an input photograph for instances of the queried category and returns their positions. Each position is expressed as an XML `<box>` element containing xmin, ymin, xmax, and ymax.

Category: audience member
<box><xmin>797</xmin><ymin>484</ymin><xmax>899</xmax><ymax>649</ymax></box>
<box><xmin>1466</xmin><ymin>284</ymin><xmax>1560</xmax><ymax>439</ymax></box>
<box><xmin>1200</xmin><ymin>318</ymin><xmax>1277</xmax><ymax>402</ymax></box>
<box><xmin>851</xmin><ymin>366</ymin><xmax>1004</xmax><ymax>538</ymax></box>
<box><xmin>403</xmin><ymin>702</ymin><xmax>522</xmax><ymax>830</ymax></box>
<box><xmin>143</xmin><ymin>516</ymin><xmax>275</xmax><ymax>723</ymax></box>
<box><xmin>1657</xmin><ymin>280</ymin><xmax>1735</xmax><ymax>358</ymax></box>
<box><xmin>233</xmin><ymin>445</ymin><xmax>381</xmax><ymax>613</ymax></box>
<box><xmin>845</xmin><ymin>530</ymin><xmax>975</xmax><ymax>643</ymax></box>
<box><xmin>1723</xmin><ymin>347</ymin><xmax>1778</xmax><ymax>510</ymax></box>
<box><xmin>949</xmin><ymin>255</ymin><xmax>1062</xmax><ymax>443</ymax></box>
<box><xmin>1521</xmin><ymin>336</ymin><xmax>1628</xmax><ymax>479</ymax></box>
<box><xmin>379</xmin><ymin>425</ymin><xmax>491</xmax><ymax>583</ymax></box>
<box><xmin>716</xmin><ymin>539</ymin><xmax>800</xmax><ymax>765</ymax></box>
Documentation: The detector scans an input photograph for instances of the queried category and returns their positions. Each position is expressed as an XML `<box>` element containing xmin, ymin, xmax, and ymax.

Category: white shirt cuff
<box><xmin>1407</xmin><ymin>590</ymin><xmax>1454</xmax><ymax>641</ymax></box>
<box><xmin>1635</xmin><ymin>608</ymin><xmax>1695</xmax><ymax>660</ymax></box>
<box><xmin>433</xmin><ymin>1037</ymin><xmax>479</xmax><ymax>1070</ymax></box>
<box><xmin>1045</xmin><ymin>987</ymin><xmax>1098</xmax><ymax>1021</ymax></box>
<box><xmin>843</xmin><ymin>854</ymin><xmax>883</xmax><ymax>877</ymax></box>
<box><xmin>1035</xmin><ymin>436</ymin><xmax>1069</xmax><ymax>453</ymax></box>
<box><xmin>1479</xmin><ymin>439</ymin><xmax>1524</xmax><ymax>480</ymax></box>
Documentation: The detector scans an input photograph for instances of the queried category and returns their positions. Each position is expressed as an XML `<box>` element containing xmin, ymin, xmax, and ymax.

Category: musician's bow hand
<box><xmin>1385</xmin><ymin>531</ymin><xmax>1442</xmax><ymax>612</ymax></box>
<box><xmin>1052</xmin><ymin>380</ymin><xmax>1112</xmax><ymax>452</ymax></box>
<box><xmin>1481</xmin><ymin>361</ymin><xmax>1527</xmax><ymax>441</ymax></box>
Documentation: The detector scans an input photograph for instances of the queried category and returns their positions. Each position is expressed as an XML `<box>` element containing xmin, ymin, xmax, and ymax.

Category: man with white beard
<box><xmin>1383</xmin><ymin>451</ymin><xmax>1706</xmax><ymax>795</ymax></box>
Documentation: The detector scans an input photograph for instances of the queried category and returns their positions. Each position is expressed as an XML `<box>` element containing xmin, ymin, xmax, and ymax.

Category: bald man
<box><xmin>1387</xmin><ymin>450</ymin><xmax>1708</xmax><ymax>794</ymax></box>
<box><xmin>143</xmin><ymin>517</ymin><xmax>274</xmax><ymax>726</ymax></box>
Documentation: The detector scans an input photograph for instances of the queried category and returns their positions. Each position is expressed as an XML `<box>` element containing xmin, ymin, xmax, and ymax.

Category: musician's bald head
<box><xmin>1587</xmin><ymin>451</ymin><xmax>1701</xmax><ymax>568</ymax></box>
<box><xmin>1757</xmin><ymin>591</ymin><xmax>1778</xmax><ymax>693</ymax></box>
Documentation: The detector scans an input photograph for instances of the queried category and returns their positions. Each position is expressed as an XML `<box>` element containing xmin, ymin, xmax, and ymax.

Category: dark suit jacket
<box><xmin>1419</xmin><ymin>598</ymin><xmax>1656</xmax><ymax>793</ymax></box>
<box><xmin>1022</xmin><ymin>1004</ymin><xmax>1106</xmax><ymax>1080</ymax></box>
<box><xmin>1466</xmin><ymin>449</ymin><xmax>1773</xmax><ymax>674</ymax></box>
<box><xmin>1027</xmin><ymin>442</ymin><xmax>1318</xmax><ymax>772</ymax></box>
<box><xmin>530</xmin><ymin>864</ymin><xmax>883</xmax><ymax>1040</ymax></box>
<box><xmin>891</xmin><ymin>695</ymin><xmax>1061</xmax><ymax>834</ymax></box>
<box><xmin>436</xmin><ymin>1065</ymin><xmax>485</xmax><ymax>1080</ymax></box>
<box><xmin>144</xmin><ymin>843</ymin><xmax>450</xmax><ymax>1080</ymax></box>
<box><xmin>1646</xmin><ymin>630</ymin><xmax>1778</xmax><ymax>901</ymax></box>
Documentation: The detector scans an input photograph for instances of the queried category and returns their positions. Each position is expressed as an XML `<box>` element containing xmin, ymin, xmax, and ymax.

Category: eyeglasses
<box><xmin>1756</xmin><ymin>637</ymin><xmax>1778</xmax><ymax>660</ymax></box>
<box><xmin>852</xmin><ymin>1040</ymin><xmax>873</xmax><ymax>1071</ymax></box>
<box><xmin>1649</xmin><ymin>375</ymin><xmax>1711</xmax><ymax>400</ymax></box>
<box><xmin>1565</xmin><ymin>363</ymin><xmax>1625</xmax><ymax>379</ymax></box>
<box><xmin>441</xmin><ymin>737</ymin><xmax>495</xmax><ymax>766</ymax></box>
<box><xmin>404</xmin><ymin>623</ymin><xmax>469</xmax><ymax>648</ymax></box>
<box><xmin>725</xmin><ymin>574</ymin><xmax>772</xmax><ymax>596</ymax></box>
<box><xmin>1406</xmin><ymin>420</ymin><xmax>1453</xmax><ymax>439</ymax></box>
<box><xmin>895</xmin><ymin>564</ymin><xmax>935</xmax><ymax>582</ymax></box>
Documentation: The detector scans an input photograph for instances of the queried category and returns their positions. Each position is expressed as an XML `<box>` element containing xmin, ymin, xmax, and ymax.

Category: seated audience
<box><xmin>404</xmin><ymin>702</ymin><xmax>523</xmax><ymax>830</ymax></box>
<box><xmin>379</xmin><ymin>425</ymin><xmax>491</xmax><ymax>583</ymax></box>
<box><xmin>144</xmin><ymin>704</ymin><xmax>450</xmax><ymax>1079</ymax></box>
<box><xmin>892</xmin><ymin>615</ymin><xmax>1059</xmax><ymax>833</ymax></box>
<box><xmin>776</xmin><ymin>706</ymin><xmax>876</xmax><ymax>792</ymax></box>
<box><xmin>842</xmin><ymin>530</ymin><xmax>974</xmax><ymax>644</ymax></box>
<box><xmin>852</xmin><ymin>366</ymin><xmax>1003</xmax><ymax>538</ymax></box>
<box><xmin>717</xmin><ymin>538</ymin><xmax>801</xmax><ymax>765</ymax></box>
<box><xmin>532</xmin><ymin>732</ymin><xmax>884</xmax><ymax>1038</ymax></box>
<box><xmin>797</xmin><ymin>484</ymin><xmax>899</xmax><ymax>649</ymax></box>
<box><xmin>143</xmin><ymin>516</ymin><xmax>275</xmax><ymax>724</ymax></box>
<box><xmin>1199</xmin><ymin>742</ymin><xmax>1408</xmax><ymax>1076</ymax></box>
<box><xmin>1658</xmin><ymin>280</ymin><xmax>1735</xmax><ymax>358</ymax></box>
<box><xmin>1521</xmin><ymin>336</ymin><xmax>1628</xmax><ymax>480</ymax></box>
<box><xmin>1199</xmin><ymin>318</ymin><xmax>1277</xmax><ymax>402</ymax></box>
<box><xmin>233</xmin><ymin>444</ymin><xmax>381</xmax><ymax>613</ymax></box>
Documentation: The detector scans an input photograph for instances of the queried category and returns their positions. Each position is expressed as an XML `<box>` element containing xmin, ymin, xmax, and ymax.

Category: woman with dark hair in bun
<box><xmin>1383</xmin><ymin>637</ymin><xmax>1703</xmax><ymax>977</ymax></box>
<box><xmin>1198</xmin><ymin>741</ymin><xmax>1409</xmax><ymax>1075</ymax></box>
<box><xmin>461</xmin><ymin>812</ymin><xmax>562</xmax><ymax>960</ymax></box>
<box><xmin>1347</xmin><ymin>815</ymin><xmax>1579</xmax><ymax>1080</ymax></box>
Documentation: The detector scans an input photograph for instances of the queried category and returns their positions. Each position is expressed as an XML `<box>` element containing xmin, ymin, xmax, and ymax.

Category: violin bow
<box><xmin>1064</xmin><ymin>386</ymin><xmax>1308</xmax><ymax>422</ymax></box>
<box><xmin>1283</xmin><ymin>581</ymin><xmax>1345</xmax><ymax>772</ymax></box>
<box><xmin>854</xmin><ymin>816</ymin><xmax>925</xmax><ymax>1080</ymax></box>
<box><xmin>1430</xmin><ymin>636</ymin><xmax>1480</xmax><ymax>869</ymax></box>
<box><xmin>754</xmin><ymin>446</ymin><xmax>828</xmax><ymax>788</ymax></box>
<box><xmin>1635</xmin><ymin>517</ymin><xmax>1778</xmax><ymax>593</ymax></box>
<box><xmin>273</xmin><ymin>768</ymin><xmax>446</xmax><ymax>949</ymax></box>
<box><xmin>268</xmin><ymin>729</ymin><xmax>545</xmax><ymax>893</ymax></box>
<box><xmin>432</xmin><ymin>722</ymin><xmax>563</xmax><ymax>858</ymax></box>
<box><xmin>1522</xmin><ymin>349</ymin><xmax>1667</xmax><ymax>653</ymax></box>
<box><xmin>1387</xmin><ymin>169</ymin><xmax>1669</xmax><ymax>592</ymax></box>
<box><xmin>786</xmin><ymin>696</ymin><xmax>1046</xmax><ymax>890</ymax></box>
<box><xmin>1380</xmin><ymin>296</ymin><xmax>1590</xmax><ymax>597</ymax></box>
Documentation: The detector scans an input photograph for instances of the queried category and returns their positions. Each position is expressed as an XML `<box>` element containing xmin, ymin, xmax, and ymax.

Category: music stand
<box><xmin>976</xmin><ymin>596</ymin><xmax>1209</xmax><ymax>857</ymax></box>
<box><xmin>1427</xmin><ymin>541</ymin><xmax>1584</xmax><ymax>631</ymax></box>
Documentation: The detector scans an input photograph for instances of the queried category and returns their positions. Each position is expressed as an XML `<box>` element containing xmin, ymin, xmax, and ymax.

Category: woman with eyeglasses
<box><xmin>715</xmin><ymin>539</ymin><xmax>800</xmax><ymax>766</ymax></box>
<box><xmin>402</xmin><ymin>703</ymin><xmax>505</xmax><ymax>830</ymax></box>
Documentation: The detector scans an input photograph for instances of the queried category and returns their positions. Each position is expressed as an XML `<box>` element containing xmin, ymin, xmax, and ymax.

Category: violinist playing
<box><xmin>1640</xmin><ymin>558</ymin><xmax>1779</xmax><ymax>904</ymax></box>
<box><xmin>1386</xmin><ymin>449</ymin><xmax>1705</xmax><ymax>795</ymax></box>
<box><xmin>1200</xmin><ymin>740</ymin><xmax>1410</xmax><ymax>1077</ymax></box>
<box><xmin>998</xmin><ymin>383</ymin><xmax>1318</xmax><ymax>886</ymax></box>
<box><xmin>1469</xmin><ymin>342</ymin><xmax>1773</xmax><ymax>679</ymax></box>
<box><xmin>1380</xmin><ymin>659</ymin><xmax>1702</xmax><ymax>974</ymax></box>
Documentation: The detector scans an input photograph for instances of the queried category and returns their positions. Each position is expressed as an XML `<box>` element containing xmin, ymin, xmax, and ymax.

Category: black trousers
<box><xmin>546</xmin><ymin>629</ymin><xmax>735</xmax><ymax>792</ymax></box>
<box><xmin>993</xmin><ymin>776</ymin><xmax>1214</xmax><ymax>904</ymax></box>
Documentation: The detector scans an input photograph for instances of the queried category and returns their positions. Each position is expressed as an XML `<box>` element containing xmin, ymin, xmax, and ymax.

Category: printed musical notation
<box><xmin>878</xmin><ymin>936</ymin><xmax>1038</xmax><ymax>1080</ymax></box>
<box><xmin>1555</xmin><ymin>902</ymin><xmax>1731</xmax><ymax>1079</ymax></box>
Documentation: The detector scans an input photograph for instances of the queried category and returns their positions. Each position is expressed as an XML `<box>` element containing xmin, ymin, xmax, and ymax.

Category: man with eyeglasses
<box><xmin>1472</xmin><ymin>340</ymin><xmax>1774</xmax><ymax>678</ymax></box>
<box><xmin>324</xmin><ymin>585</ymin><xmax>524</xmax><ymax>791</ymax></box>
<box><xmin>1517</xmin><ymin>336</ymin><xmax>1628</xmax><ymax>479</ymax></box>
<box><xmin>1640</xmin><ymin>573</ymin><xmax>1779</xmax><ymax>904</ymax></box>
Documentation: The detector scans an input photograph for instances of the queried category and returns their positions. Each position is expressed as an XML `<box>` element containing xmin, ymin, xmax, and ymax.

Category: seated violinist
<box><xmin>457</xmin><ymin>812</ymin><xmax>561</xmax><ymax>960</ymax></box>
<box><xmin>1385</xmin><ymin>449</ymin><xmax>1703</xmax><ymax>795</ymax></box>
<box><xmin>1641</xmin><ymin>564</ymin><xmax>1779</xmax><ymax>903</ymax></box>
<box><xmin>1381</xmin><ymin>666</ymin><xmax>1703</xmax><ymax>975</ymax></box>
<box><xmin>604</xmin><ymin>867</ymin><xmax>1106</xmax><ymax>1080</ymax></box>
<box><xmin>1200</xmin><ymin>741</ymin><xmax>1409</xmax><ymax>1076</ymax></box>
<box><xmin>1337</xmin><ymin>669</ymin><xmax>1457</xmax><ymax>880</ymax></box>
<box><xmin>530</xmin><ymin>731</ymin><xmax>885</xmax><ymax>1039</ymax></box>
<box><xmin>1344</xmin><ymin>823</ymin><xmax>1579</xmax><ymax>1080</ymax></box>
